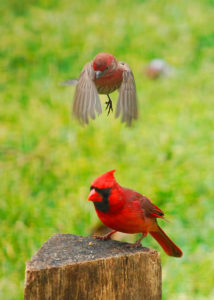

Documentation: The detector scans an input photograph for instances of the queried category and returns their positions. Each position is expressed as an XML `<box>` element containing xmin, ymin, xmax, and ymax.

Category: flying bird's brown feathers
<box><xmin>73</xmin><ymin>62</ymin><xmax>102</xmax><ymax>124</ymax></box>
<box><xmin>116</xmin><ymin>62</ymin><xmax>138</xmax><ymax>126</ymax></box>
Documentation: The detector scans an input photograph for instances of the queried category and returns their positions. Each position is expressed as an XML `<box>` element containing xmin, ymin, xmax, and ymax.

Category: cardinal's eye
<box><xmin>97</xmin><ymin>187</ymin><xmax>111</xmax><ymax>197</ymax></box>
<box><xmin>90</xmin><ymin>186</ymin><xmax>99</xmax><ymax>192</ymax></box>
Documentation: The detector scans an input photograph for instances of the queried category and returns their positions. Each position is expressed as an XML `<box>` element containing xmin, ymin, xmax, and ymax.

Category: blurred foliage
<box><xmin>0</xmin><ymin>0</ymin><xmax>214</xmax><ymax>299</ymax></box>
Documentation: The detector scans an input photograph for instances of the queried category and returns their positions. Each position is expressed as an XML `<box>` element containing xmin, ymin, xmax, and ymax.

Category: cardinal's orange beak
<box><xmin>88</xmin><ymin>188</ymin><xmax>103</xmax><ymax>202</ymax></box>
<box><xmin>88</xmin><ymin>188</ymin><xmax>97</xmax><ymax>201</ymax></box>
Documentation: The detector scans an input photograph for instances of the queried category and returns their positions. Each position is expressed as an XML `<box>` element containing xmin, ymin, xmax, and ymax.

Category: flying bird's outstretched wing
<box><xmin>73</xmin><ymin>63</ymin><xmax>102</xmax><ymax>124</ymax></box>
<box><xmin>60</xmin><ymin>79</ymin><xmax>78</xmax><ymax>86</ymax></box>
<box><xmin>115</xmin><ymin>63</ymin><xmax>138</xmax><ymax>126</ymax></box>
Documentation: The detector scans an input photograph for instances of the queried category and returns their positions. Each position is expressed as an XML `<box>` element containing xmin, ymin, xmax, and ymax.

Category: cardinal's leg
<box><xmin>94</xmin><ymin>230</ymin><xmax>117</xmax><ymax>241</ymax></box>
<box><xmin>128</xmin><ymin>232</ymin><xmax>147</xmax><ymax>248</ymax></box>
<box><xmin>105</xmin><ymin>94</ymin><xmax>113</xmax><ymax>115</ymax></box>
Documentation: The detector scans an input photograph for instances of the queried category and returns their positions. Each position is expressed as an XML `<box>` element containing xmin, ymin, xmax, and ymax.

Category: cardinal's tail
<box><xmin>150</xmin><ymin>225</ymin><xmax>183</xmax><ymax>257</ymax></box>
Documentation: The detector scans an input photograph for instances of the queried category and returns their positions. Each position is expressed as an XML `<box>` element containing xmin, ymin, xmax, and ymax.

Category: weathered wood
<box><xmin>24</xmin><ymin>234</ymin><xmax>161</xmax><ymax>300</ymax></box>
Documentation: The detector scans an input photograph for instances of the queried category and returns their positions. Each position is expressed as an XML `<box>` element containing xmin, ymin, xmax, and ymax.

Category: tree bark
<box><xmin>24</xmin><ymin>233</ymin><xmax>161</xmax><ymax>300</ymax></box>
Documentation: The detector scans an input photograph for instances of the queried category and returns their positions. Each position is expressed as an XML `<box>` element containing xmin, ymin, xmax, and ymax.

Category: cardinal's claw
<box><xmin>126</xmin><ymin>233</ymin><xmax>146</xmax><ymax>248</ymax></box>
<box><xmin>93</xmin><ymin>235</ymin><xmax>112</xmax><ymax>241</ymax></box>
<box><xmin>127</xmin><ymin>241</ymin><xmax>143</xmax><ymax>248</ymax></box>
<box><xmin>93</xmin><ymin>230</ymin><xmax>117</xmax><ymax>241</ymax></box>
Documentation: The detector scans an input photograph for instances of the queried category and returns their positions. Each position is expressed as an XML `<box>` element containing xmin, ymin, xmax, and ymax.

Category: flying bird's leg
<box><xmin>128</xmin><ymin>232</ymin><xmax>147</xmax><ymax>248</ymax></box>
<box><xmin>105</xmin><ymin>94</ymin><xmax>113</xmax><ymax>115</ymax></box>
<box><xmin>93</xmin><ymin>230</ymin><xmax>117</xmax><ymax>241</ymax></box>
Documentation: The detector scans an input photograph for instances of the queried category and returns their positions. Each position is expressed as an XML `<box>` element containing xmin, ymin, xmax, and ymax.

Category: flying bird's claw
<box><xmin>105</xmin><ymin>95</ymin><xmax>113</xmax><ymax>115</ymax></box>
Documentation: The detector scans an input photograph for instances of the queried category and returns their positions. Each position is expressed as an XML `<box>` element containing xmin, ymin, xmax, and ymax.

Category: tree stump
<box><xmin>24</xmin><ymin>234</ymin><xmax>161</xmax><ymax>300</ymax></box>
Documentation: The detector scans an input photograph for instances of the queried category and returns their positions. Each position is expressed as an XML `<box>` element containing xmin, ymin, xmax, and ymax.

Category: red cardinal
<box><xmin>63</xmin><ymin>53</ymin><xmax>138</xmax><ymax>126</ymax></box>
<box><xmin>88</xmin><ymin>170</ymin><xmax>183</xmax><ymax>257</ymax></box>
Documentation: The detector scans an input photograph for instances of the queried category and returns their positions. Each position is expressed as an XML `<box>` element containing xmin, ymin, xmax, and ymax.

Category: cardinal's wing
<box><xmin>139</xmin><ymin>195</ymin><xmax>165</xmax><ymax>219</ymax></box>
<box><xmin>115</xmin><ymin>62</ymin><xmax>138</xmax><ymax>126</ymax></box>
<box><xmin>73</xmin><ymin>62</ymin><xmax>102</xmax><ymax>124</ymax></box>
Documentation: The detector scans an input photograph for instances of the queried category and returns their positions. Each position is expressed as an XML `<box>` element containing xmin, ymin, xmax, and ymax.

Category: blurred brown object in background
<box><xmin>145</xmin><ymin>59</ymin><xmax>174</xmax><ymax>79</ymax></box>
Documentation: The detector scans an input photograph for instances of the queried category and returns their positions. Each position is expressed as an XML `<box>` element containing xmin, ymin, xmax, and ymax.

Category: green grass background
<box><xmin>1</xmin><ymin>0</ymin><xmax>214</xmax><ymax>299</ymax></box>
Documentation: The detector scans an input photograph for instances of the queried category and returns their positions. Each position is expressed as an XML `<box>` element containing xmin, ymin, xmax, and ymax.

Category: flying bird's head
<box><xmin>88</xmin><ymin>170</ymin><xmax>124</xmax><ymax>213</ymax></box>
<box><xmin>92</xmin><ymin>53</ymin><xmax>117</xmax><ymax>79</ymax></box>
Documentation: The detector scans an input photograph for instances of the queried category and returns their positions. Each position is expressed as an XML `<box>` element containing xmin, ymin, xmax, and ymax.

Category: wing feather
<box><xmin>88</xmin><ymin>88</ymin><xmax>95</xmax><ymax>120</ymax></box>
<box><xmin>60</xmin><ymin>79</ymin><xmax>78</xmax><ymax>86</ymax></box>
<box><xmin>72</xmin><ymin>62</ymin><xmax>102</xmax><ymax>124</ymax></box>
<box><xmin>139</xmin><ymin>195</ymin><xmax>165</xmax><ymax>219</ymax></box>
<box><xmin>116</xmin><ymin>63</ymin><xmax>138</xmax><ymax>126</ymax></box>
<box><xmin>95</xmin><ymin>92</ymin><xmax>102</xmax><ymax>114</ymax></box>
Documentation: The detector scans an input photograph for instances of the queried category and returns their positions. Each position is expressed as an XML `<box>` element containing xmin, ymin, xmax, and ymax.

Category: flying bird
<box><xmin>88</xmin><ymin>170</ymin><xmax>183</xmax><ymax>257</ymax></box>
<box><xmin>62</xmin><ymin>53</ymin><xmax>138</xmax><ymax>126</ymax></box>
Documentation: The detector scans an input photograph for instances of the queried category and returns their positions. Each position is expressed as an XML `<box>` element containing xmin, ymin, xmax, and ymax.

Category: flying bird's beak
<box><xmin>88</xmin><ymin>188</ymin><xmax>97</xmax><ymax>201</ymax></box>
<box><xmin>95</xmin><ymin>71</ymin><xmax>103</xmax><ymax>79</ymax></box>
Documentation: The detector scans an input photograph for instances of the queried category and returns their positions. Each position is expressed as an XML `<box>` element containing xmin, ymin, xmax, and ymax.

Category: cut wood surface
<box><xmin>25</xmin><ymin>233</ymin><xmax>161</xmax><ymax>300</ymax></box>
